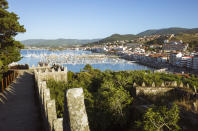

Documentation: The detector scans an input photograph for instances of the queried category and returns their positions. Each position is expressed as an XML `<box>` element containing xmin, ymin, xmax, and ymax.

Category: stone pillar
<box><xmin>161</xmin><ymin>82</ymin><xmax>165</xmax><ymax>87</ymax></box>
<box><xmin>63</xmin><ymin>88</ymin><xmax>90</xmax><ymax>131</ymax></box>
<box><xmin>133</xmin><ymin>82</ymin><xmax>137</xmax><ymax>87</ymax></box>
<box><xmin>179</xmin><ymin>82</ymin><xmax>184</xmax><ymax>88</ymax></box>
<box><xmin>44</xmin><ymin>88</ymin><xmax>51</xmax><ymax>116</ymax></box>
<box><xmin>47</xmin><ymin>100</ymin><xmax>57</xmax><ymax>131</ymax></box>
<box><xmin>193</xmin><ymin>86</ymin><xmax>197</xmax><ymax>94</ymax></box>
<box><xmin>41</xmin><ymin>82</ymin><xmax>47</xmax><ymax>107</ymax></box>
<box><xmin>142</xmin><ymin>82</ymin><xmax>146</xmax><ymax>87</ymax></box>
<box><xmin>186</xmin><ymin>83</ymin><xmax>190</xmax><ymax>89</ymax></box>
<box><xmin>152</xmin><ymin>82</ymin><xmax>155</xmax><ymax>87</ymax></box>
<box><xmin>53</xmin><ymin>118</ymin><xmax>63</xmax><ymax>131</ymax></box>
<box><xmin>171</xmin><ymin>81</ymin><xmax>177</xmax><ymax>87</ymax></box>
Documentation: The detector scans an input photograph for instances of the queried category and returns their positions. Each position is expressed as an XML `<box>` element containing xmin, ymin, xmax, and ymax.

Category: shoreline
<box><xmin>91</xmin><ymin>50</ymin><xmax>198</xmax><ymax>75</ymax></box>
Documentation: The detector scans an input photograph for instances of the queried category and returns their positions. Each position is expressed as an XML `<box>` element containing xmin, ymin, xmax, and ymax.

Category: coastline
<box><xmin>90</xmin><ymin>50</ymin><xmax>198</xmax><ymax>75</ymax></box>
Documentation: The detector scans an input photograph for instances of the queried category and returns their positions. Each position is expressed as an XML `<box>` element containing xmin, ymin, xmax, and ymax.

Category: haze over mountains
<box><xmin>21</xmin><ymin>39</ymin><xmax>100</xmax><ymax>47</ymax></box>
<box><xmin>21</xmin><ymin>27</ymin><xmax>198</xmax><ymax>47</ymax></box>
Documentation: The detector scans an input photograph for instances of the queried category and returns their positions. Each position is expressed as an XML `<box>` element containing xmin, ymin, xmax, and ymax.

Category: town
<box><xmin>81</xmin><ymin>34</ymin><xmax>198</xmax><ymax>74</ymax></box>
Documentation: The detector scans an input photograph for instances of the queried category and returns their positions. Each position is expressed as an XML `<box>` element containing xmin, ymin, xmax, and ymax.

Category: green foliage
<box><xmin>87</xmin><ymin>34</ymin><xmax>138</xmax><ymax>46</ymax></box>
<box><xmin>136</xmin><ymin>104</ymin><xmax>180</xmax><ymax>131</ymax></box>
<box><xmin>138</xmin><ymin>27</ymin><xmax>198</xmax><ymax>36</ymax></box>
<box><xmin>0</xmin><ymin>0</ymin><xmax>25</xmax><ymax>73</ymax></box>
<box><xmin>83</xmin><ymin>64</ymin><xmax>93</xmax><ymax>72</ymax></box>
<box><xmin>47</xmin><ymin>65</ymin><xmax>198</xmax><ymax>131</ymax></box>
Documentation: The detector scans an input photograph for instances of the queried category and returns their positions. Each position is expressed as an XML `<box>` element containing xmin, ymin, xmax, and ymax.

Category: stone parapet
<box><xmin>34</xmin><ymin>66</ymin><xmax>90</xmax><ymax>131</ymax></box>
<box><xmin>34</xmin><ymin>65</ymin><xmax>67</xmax><ymax>82</ymax></box>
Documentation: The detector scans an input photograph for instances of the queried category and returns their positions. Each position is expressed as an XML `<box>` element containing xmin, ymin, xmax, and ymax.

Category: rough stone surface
<box><xmin>187</xmin><ymin>83</ymin><xmax>190</xmax><ymax>89</ymax></box>
<box><xmin>136</xmin><ymin>87</ymin><xmax>174</xmax><ymax>95</ymax></box>
<box><xmin>64</xmin><ymin>88</ymin><xmax>90</xmax><ymax>131</ymax></box>
<box><xmin>171</xmin><ymin>81</ymin><xmax>177</xmax><ymax>87</ymax></box>
<box><xmin>152</xmin><ymin>82</ymin><xmax>155</xmax><ymax>87</ymax></box>
<box><xmin>44</xmin><ymin>88</ymin><xmax>51</xmax><ymax>116</ymax></box>
<box><xmin>161</xmin><ymin>82</ymin><xmax>165</xmax><ymax>87</ymax></box>
<box><xmin>53</xmin><ymin>118</ymin><xmax>63</xmax><ymax>131</ymax></box>
<box><xmin>47</xmin><ymin>100</ymin><xmax>57</xmax><ymax>131</ymax></box>
<box><xmin>194</xmin><ymin>86</ymin><xmax>197</xmax><ymax>93</ymax></box>
<box><xmin>133</xmin><ymin>82</ymin><xmax>137</xmax><ymax>87</ymax></box>
<box><xmin>179</xmin><ymin>82</ymin><xmax>184</xmax><ymax>88</ymax></box>
<box><xmin>142</xmin><ymin>82</ymin><xmax>146</xmax><ymax>87</ymax></box>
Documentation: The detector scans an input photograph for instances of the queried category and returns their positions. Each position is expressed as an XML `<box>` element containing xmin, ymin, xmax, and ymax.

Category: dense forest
<box><xmin>47</xmin><ymin>65</ymin><xmax>198</xmax><ymax>131</ymax></box>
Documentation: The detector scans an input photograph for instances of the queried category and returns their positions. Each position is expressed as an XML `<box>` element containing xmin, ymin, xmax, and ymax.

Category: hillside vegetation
<box><xmin>171</xmin><ymin>33</ymin><xmax>198</xmax><ymax>51</ymax></box>
<box><xmin>85</xmin><ymin>34</ymin><xmax>138</xmax><ymax>46</ymax></box>
<box><xmin>47</xmin><ymin>65</ymin><xmax>198</xmax><ymax>131</ymax></box>
<box><xmin>138</xmin><ymin>27</ymin><xmax>198</xmax><ymax>36</ymax></box>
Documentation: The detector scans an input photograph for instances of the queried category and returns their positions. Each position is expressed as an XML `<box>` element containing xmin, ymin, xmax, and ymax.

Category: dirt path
<box><xmin>0</xmin><ymin>71</ymin><xmax>43</xmax><ymax>131</ymax></box>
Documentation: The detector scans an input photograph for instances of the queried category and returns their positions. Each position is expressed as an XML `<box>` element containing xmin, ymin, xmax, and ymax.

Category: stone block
<box><xmin>64</xmin><ymin>88</ymin><xmax>90</xmax><ymax>131</ymax></box>
<box><xmin>152</xmin><ymin>82</ymin><xmax>155</xmax><ymax>87</ymax></box>
<box><xmin>47</xmin><ymin>100</ymin><xmax>57</xmax><ymax>131</ymax></box>
<box><xmin>161</xmin><ymin>82</ymin><xmax>165</xmax><ymax>87</ymax></box>
<box><xmin>194</xmin><ymin>86</ymin><xmax>197</xmax><ymax>93</ymax></box>
<box><xmin>171</xmin><ymin>81</ymin><xmax>177</xmax><ymax>87</ymax></box>
<box><xmin>142</xmin><ymin>82</ymin><xmax>146</xmax><ymax>87</ymax></box>
<box><xmin>179</xmin><ymin>82</ymin><xmax>184</xmax><ymax>88</ymax></box>
<box><xmin>186</xmin><ymin>83</ymin><xmax>190</xmax><ymax>89</ymax></box>
<box><xmin>53</xmin><ymin>118</ymin><xmax>63</xmax><ymax>131</ymax></box>
<box><xmin>44</xmin><ymin>88</ymin><xmax>51</xmax><ymax>116</ymax></box>
<box><xmin>133</xmin><ymin>82</ymin><xmax>137</xmax><ymax>87</ymax></box>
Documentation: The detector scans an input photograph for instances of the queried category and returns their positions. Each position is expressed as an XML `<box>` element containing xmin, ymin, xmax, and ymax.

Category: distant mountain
<box><xmin>21</xmin><ymin>39</ymin><xmax>100</xmax><ymax>47</ymax></box>
<box><xmin>138</xmin><ymin>27</ymin><xmax>198</xmax><ymax>36</ymax></box>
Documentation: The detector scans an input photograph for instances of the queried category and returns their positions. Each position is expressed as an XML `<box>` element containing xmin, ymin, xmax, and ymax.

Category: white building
<box><xmin>169</xmin><ymin>52</ymin><xmax>182</xmax><ymax>65</ymax></box>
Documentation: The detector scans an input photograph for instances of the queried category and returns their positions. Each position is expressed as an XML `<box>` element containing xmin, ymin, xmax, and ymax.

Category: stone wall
<box><xmin>33</xmin><ymin>65</ymin><xmax>67</xmax><ymax>82</ymax></box>
<box><xmin>133</xmin><ymin>81</ymin><xmax>194</xmax><ymax>96</ymax></box>
<box><xmin>34</xmin><ymin>67</ymin><xmax>90</xmax><ymax>131</ymax></box>
<box><xmin>136</xmin><ymin>87</ymin><xmax>174</xmax><ymax>95</ymax></box>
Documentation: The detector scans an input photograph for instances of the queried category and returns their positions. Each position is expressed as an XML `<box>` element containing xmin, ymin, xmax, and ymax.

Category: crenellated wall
<box><xmin>133</xmin><ymin>81</ymin><xmax>194</xmax><ymax>96</ymax></box>
<box><xmin>33</xmin><ymin>65</ymin><xmax>67</xmax><ymax>82</ymax></box>
<box><xmin>34</xmin><ymin>66</ymin><xmax>90</xmax><ymax>131</ymax></box>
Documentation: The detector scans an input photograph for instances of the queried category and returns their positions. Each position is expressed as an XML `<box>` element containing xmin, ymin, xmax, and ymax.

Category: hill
<box><xmin>102</xmin><ymin>34</ymin><xmax>137</xmax><ymax>42</ymax></box>
<box><xmin>138</xmin><ymin>27</ymin><xmax>198</xmax><ymax>36</ymax></box>
<box><xmin>21</xmin><ymin>39</ymin><xmax>100</xmax><ymax>48</ymax></box>
<box><xmin>85</xmin><ymin>34</ymin><xmax>138</xmax><ymax>46</ymax></box>
<box><xmin>171</xmin><ymin>33</ymin><xmax>198</xmax><ymax>51</ymax></box>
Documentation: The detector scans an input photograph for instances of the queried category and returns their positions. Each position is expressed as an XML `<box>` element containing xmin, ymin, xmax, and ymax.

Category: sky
<box><xmin>7</xmin><ymin>0</ymin><xmax>198</xmax><ymax>40</ymax></box>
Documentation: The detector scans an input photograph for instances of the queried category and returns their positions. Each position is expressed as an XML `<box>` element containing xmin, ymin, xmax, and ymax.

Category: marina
<box><xmin>18</xmin><ymin>49</ymin><xmax>154</xmax><ymax>72</ymax></box>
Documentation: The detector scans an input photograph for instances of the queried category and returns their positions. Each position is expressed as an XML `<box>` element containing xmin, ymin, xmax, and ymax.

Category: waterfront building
<box><xmin>169</xmin><ymin>52</ymin><xmax>182</xmax><ymax>65</ymax></box>
<box><xmin>179</xmin><ymin>56</ymin><xmax>193</xmax><ymax>68</ymax></box>
<box><xmin>192</xmin><ymin>55</ymin><xmax>198</xmax><ymax>70</ymax></box>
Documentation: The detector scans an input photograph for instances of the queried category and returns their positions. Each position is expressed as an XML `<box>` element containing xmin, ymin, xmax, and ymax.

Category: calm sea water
<box><xmin>18</xmin><ymin>49</ymin><xmax>154</xmax><ymax>72</ymax></box>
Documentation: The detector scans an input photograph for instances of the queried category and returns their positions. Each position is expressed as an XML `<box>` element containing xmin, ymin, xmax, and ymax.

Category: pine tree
<box><xmin>0</xmin><ymin>0</ymin><xmax>26</xmax><ymax>73</ymax></box>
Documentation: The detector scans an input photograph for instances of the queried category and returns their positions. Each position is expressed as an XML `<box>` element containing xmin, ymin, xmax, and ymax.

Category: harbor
<box><xmin>17</xmin><ymin>49</ymin><xmax>154</xmax><ymax>72</ymax></box>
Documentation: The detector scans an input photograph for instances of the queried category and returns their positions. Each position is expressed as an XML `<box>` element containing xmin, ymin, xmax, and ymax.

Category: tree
<box><xmin>0</xmin><ymin>0</ymin><xmax>26</xmax><ymax>73</ymax></box>
<box><xmin>83</xmin><ymin>64</ymin><xmax>93</xmax><ymax>72</ymax></box>
<box><xmin>136</xmin><ymin>104</ymin><xmax>180</xmax><ymax>131</ymax></box>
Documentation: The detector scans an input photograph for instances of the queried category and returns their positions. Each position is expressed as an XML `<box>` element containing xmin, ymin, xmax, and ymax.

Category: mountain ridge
<box><xmin>137</xmin><ymin>27</ymin><xmax>198</xmax><ymax>36</ymax></box>
<box><xmin>21</xmin><ymin>27</ymin><xmax>198</xmax><ymax>47</ymax></box>
<box><xmin>21</xmin><ymin>38</ymin><xmax>101</xmax><ymax>47</ymax></box>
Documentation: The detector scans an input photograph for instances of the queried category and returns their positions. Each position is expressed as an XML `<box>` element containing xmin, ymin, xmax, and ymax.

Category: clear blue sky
<box><xmin>7</xmin><ymin>0</ymin><xmax>198</xmax><ymax>40</ymax></box>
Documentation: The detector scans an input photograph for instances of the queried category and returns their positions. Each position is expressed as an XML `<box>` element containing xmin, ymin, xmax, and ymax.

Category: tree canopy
<box><xmin>0</xmin><ymin>0</ymin><xmax>25</xmax><ymax>73</ymax></box>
